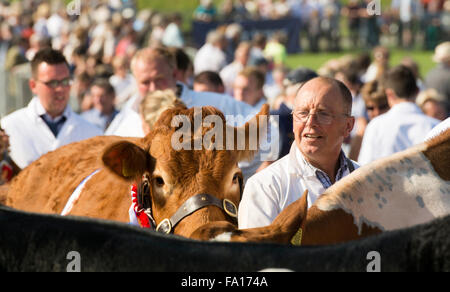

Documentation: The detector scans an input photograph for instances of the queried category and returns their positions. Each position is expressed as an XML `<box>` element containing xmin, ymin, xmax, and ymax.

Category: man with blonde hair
<box><xmin>416</xmin><ymin>89</ymin><xmax>449</xmax><ymax>121</ymax></box>
<box><xmin>139</xmin><ymin>90</ymin><xmax>185</xmax><ymax>135</ymax></box>
<box><xmin>106</xmin><ymin>46</ymin><xmax>259</xmax><ymax>137</ymax></box>
<box><xmin>425</xmin><ymin>42</ymin><xmax>450</xmax><ymax>103</ymax></box>
<box><xmin>220</xmin><ymin>41</ymin><xmax>251</xmax><ymax>95</ymax></box>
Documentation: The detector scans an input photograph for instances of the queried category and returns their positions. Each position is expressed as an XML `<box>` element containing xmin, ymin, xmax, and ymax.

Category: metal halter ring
<box><xmin>156</xmin><ymin>218</ymin><xmax>172</xmax><ymax>234</ymax></box>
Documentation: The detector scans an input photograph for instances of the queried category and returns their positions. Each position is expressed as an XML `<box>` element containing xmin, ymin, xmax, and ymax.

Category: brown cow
<box><xmin>285</xmin><ymin>129</ymin><xmax>450</xmax><ymax>246</ymax></box>
<box><xmin>5</xmin><ymin>104</ymin><xmax>307</xmax><ymax>243</ymax></box>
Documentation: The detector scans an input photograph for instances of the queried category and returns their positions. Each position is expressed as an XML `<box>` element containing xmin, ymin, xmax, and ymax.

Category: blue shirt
<box><xmin>81</xmin><ymin>108</ymin><xmax>119</xmax><ymax>132</ymax></box>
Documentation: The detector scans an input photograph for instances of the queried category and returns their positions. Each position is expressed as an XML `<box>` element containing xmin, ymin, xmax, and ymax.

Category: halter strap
<box><xmin>156</xmin><ymin>194</ymin><xmax>238</xmax><ymax>234</ymax></box>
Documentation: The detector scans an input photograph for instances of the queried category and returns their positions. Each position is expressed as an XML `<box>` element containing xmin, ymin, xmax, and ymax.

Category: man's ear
<box><xmin>29</xmin><ymin>79</ymin><xmax>38</xmax><ymax>95</ymax></box>
<box><xmin>344</xmin><ymin>116</ymin><xmax>355</xmax><ymax>138</ymax></box>
<box><xmin>385</xmin><ymin>88</ymin><xmax>397</xmax><ymax>107</ymax></box>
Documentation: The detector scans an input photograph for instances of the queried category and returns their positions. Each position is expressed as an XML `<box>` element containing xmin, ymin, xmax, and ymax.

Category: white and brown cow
<box><xmin>284</xmin><ymin>129</ymin><xmax>450</xmax><ymax>246</ymax></box>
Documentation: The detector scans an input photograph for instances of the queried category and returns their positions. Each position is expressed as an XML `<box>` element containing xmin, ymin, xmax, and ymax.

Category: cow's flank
<box><xmin>6</xmin><ymin>135</ymin><xmax>142</xmax><ymax>220</ymax></box>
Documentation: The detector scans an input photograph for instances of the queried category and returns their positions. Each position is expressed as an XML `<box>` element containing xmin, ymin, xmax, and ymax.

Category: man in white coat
<box><xmin>106</xmin><ymin>46</ymin><xmax>260</xmax><ymax>137</ymax></box>
<box><xmin>238</xmin><ymin>77</ymin><xmax>359</xmax><ymax>229</ymax></box>
<box><xmin>1</xmin><ymin>49</ymin><xmax>102</xmax><ymax>169</ymax></box>
<box><xmin>358</xmin><ymin>65</ymin><xmax>440</xmax><ymax>165</ymax></box>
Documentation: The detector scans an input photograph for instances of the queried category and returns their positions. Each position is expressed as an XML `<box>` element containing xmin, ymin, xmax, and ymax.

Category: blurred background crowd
<box><xmin>0</xmin><ymin>0</ymin><xmax>448</xmax><ymax>167</ymax></box>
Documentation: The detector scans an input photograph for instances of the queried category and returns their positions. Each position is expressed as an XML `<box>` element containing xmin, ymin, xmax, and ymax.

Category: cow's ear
<box><xmin>102</xmin><ymin>141</ymin><xmax>151</xmax><ymax>181</ymax></box>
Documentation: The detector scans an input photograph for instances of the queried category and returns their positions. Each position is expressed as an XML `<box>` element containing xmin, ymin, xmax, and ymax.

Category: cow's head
<box><xmin>102</xmin><ymin>105</ymin><xmax>270</xmax><ymax>238</ymax></box>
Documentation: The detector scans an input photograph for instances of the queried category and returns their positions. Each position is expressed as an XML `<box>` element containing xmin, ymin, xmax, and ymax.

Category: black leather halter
<box><xmin>155</xmin><ymin>193</ymin><xmax>238</xmax><ymax>234</ymax></box>
<box><xmin>136</xmin><ymin>175</ymin><xmax>239</xmax><ymax>235</ymax></box>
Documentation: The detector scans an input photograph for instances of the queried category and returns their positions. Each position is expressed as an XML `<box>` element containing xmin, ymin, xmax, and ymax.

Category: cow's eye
<box><xmin>232</xmin><ymin>173</ymin><xmax>243</xmax><ymax>185</ymax></box>
<box><xmin>154</xmin><ymin>176</ymin><xmax>165</xmax><ymax>187</ymax></box>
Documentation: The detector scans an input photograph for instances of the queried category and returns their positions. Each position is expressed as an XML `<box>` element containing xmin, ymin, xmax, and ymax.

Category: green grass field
<box><xmin>286</xmin><ymin>49</ymin><xmax>435</xmax><ymax>77</ymax></box>
<box><xmin>137</xmin><ymin>1</ymin><xmax>435</xmax><ymax>76</ymax></box>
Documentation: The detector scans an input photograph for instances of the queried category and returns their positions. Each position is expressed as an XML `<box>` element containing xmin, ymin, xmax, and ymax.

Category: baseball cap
<box><xmin>284</xmin><ymin>67</ymin><xmax>318</xmax><ymax>87</ymax></box>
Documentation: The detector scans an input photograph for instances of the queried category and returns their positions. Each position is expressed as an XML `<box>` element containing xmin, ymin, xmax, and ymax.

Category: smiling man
<box><xmin>238</xmin><ymin>77</ymin><xmax>359</xmax><ymax>229</ymax></box>
<box><xmin>0</xmin><ymin>49</ymin><xmax>101</xmax><ymax>169</ymax></box>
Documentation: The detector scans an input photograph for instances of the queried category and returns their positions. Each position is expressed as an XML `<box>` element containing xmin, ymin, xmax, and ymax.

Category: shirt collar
<box><xmin>287</xmin><ymin>143</ymin><xmax>349</xmax><ymax>179</ymax></box>
<box><xmin>388</xmin><ymin>101</ymin><xmax>422</xmax><ymax>115</ymax></box>
<box><xmin>33</xmin><ymin>97</ymin><xmax>71</xmax><ymax>122</ymax></box>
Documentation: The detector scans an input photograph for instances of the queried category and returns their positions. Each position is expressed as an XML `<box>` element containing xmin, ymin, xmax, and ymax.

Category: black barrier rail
<box><xmin>1</xmin><ymin>205</ymin><xmax>450</xmax><ymax>273</ymax></box>
<box><xmin>192</xmin><ymin>17</ymin><xmax>302</xmax><ymax>54</ymax></box>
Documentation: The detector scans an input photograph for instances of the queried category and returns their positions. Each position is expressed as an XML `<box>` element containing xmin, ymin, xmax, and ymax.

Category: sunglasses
<box><xmin>366</xmin><ymin>104</ymin><xmax>389</xmax><ymax>111</ymax></box>
<box><xmin>37</xmin><ymin>78</ymin><xmax>72</xmax><ymax>89</ymax></box>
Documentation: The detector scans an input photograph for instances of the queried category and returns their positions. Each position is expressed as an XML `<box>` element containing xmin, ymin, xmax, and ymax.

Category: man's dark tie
<box><xmin>40</xmin><ymin>115</ymin><xmax>67</xmax><ymax>137</ymax></box>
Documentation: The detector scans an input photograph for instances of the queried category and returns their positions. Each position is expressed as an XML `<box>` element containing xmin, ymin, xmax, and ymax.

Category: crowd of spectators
<box><xmin>193</xmin><ymin>0</ymin><xmax>450</xmax><ymax>51</ymax></box>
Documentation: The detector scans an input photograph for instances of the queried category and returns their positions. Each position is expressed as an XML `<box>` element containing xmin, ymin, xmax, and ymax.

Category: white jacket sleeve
<box><xmin>238</xmin><ymin>175</ymin><xmax>281</xmax><ymax>229</ymax></box>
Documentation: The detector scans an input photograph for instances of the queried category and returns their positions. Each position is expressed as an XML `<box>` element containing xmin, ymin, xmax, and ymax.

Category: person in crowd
<box><xmin>358</xmin><ymin>65</ymin><xmax>441</xmax><ymax>165</ymax></box>
<box><xmin>69</xmin><ymin>71</ymin><xmax>93</xmax><ymax>113</ymax></box>
<box><xmin>224</xmin><ymin>23</ymin><xmax>243</xmax><ymax>64</ymax></box>
<box><xmin>233</xmin><ymin>66</ymin><xmax>267</xmax><ymax>109</ymax></box>
<box><xmin>416</xmin><ymin>88</ymin><xmax>449</xmax><ymax>121</ymax></box>
<box><xmin>193</xmin><ymin>30</ymin><xmax>228</xmax><ymax>74</ymax></box>
<box><xmin>271</xmin><ymin>67</ymin><xmax>318</xmax><ymax>160</ymax></box>
<box><xmin>109</xmin><ymin>55</ymin><xmax>136</xmax><ymax>110</ymax></box>
<box><xmin>264</xmin><ymin>65</ymin><xmax>288</xmax><ymax>104</ymax></box>
<box><xmin>4</xmin><ymin>36</ymin><xmax>28</xmax><ymax>71</ymax></box>
<box><xmin>193</xmin><ymin>71</ymin><xmax>225</xmax><ymax>93</ymax></box>
<box><xmin>391</xmin><ymin>0</ymin><xmax>421</xmax><ymax>49</ymax></box>
<box><xmin>342</xmin><ymin>0</ymin><xmax>364</xmax><ymax>48</ymax></box>
<box><xmin>401</xmin><ymin>56</ymin><xmax>426</xmax><ymax>91</ymax></box>
<box><xmin>263</xmin><ymin>31</ymin><xmax>287</xmax><ymax>66</ymax></box>
<box><xmin>193</xmin><ymin>0</ymin><xmax>218</xmax><ymax>22</ymax></box>
<box><xmin>249</xmin><ymin>33</ymin><xmax>267</xmax><ymax>65</ymax></box>
<box><xmin>425</xmin><ymin>41</ymin><xmax>450</xmax><ymax>104</ymax></box>
<box><xmin>334</xmin><ymin>66</ymin><xmax>366</xmax><ymax>160</ymax></box>
<box><xmin>361</xmin><ymin>80</ymin><xmax>390</xmax><ymax>122</ymax></box>
<box><xmin>239</xmin><ymin>77</ymin><xmax>358</xmax><ymax>228</ymax></box>
<box><xmin>106</xmin><ymin>46</ymin><xmax>258</xmax><ymax>138</ymax></box>
<box><xmin>220</xmin><ymin>41</ymin><xmax>251</xmax><ymax>95</ymax></box>
<box><xmin>362</xmin><ymin>46</ymin><xmax>390</xmax><ymax>83</ymax></box>
<box><xmin>232</xmin><ymin>66</ymin><xmax>278</xmax><ymax>181</ymax></box>
<box><xmin>0</xmin><ymin>48</ymin><xmax>101</xmax><ymax>169</ymax></box>
<box><xmin>139</xmin><ymin>89</ymin><xmax>185</xmax><ymax>135</ymax></box>
<box><xmin>348</xmin><ymin>79</ymin><xmax>390</xmax><ymax>162</ymax></box>
<box><xmin>81</xmin><ymin>79</ymin><xmax>119</xmax><ymax>133</ymax></box>
<box><xmin>0</xmin><ymin>128</ymin><xmax>20</xmax><ymax>185</ymax></box>
<box><xmin>162</xmin><ymin>13</ymin><xmax>184</xmax><ymax>48</ymax></box>
<box><xmin>148</xmin><ymin>13</ymin><xmax>168</xmax><ymax>47</ymax></box>
<box><xmin>168</xmin><ymin>47</ymin><xmax>194</xmax><ymax>87</ymax></box>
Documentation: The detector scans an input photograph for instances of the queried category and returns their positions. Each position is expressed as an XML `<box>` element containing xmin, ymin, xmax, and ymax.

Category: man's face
<box><xmin>29</xmin><ymin>62</ymin><xmax>71</xmax><ymax>118</ymax></box>
<box><xmin>366</xmin><ymin>101</ymin><xmax>389</xmax><ymax>121</ymax></box>
<box><xmin>233</xmin><ymin>75</ymin><xmax>263</xmax><ymax>106</ymax></box>
<box><xmin>293</xmin><ymin>80</ymin><xmax>354</xmax><ymax>164</ymax></box>
<box><xmin>133</xmin><ymin>57</ymin><xmax>177</xmax><ymax>98</ymax></box>
<box><xmin>193</xmin><ymin>82</ymin><xmax>224</xmax><ymax>94</ymax></box>
<box><xmin>90</xmin><ymin>86</ymin><xmax>115</xmax><ymax>115</ymax></box>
